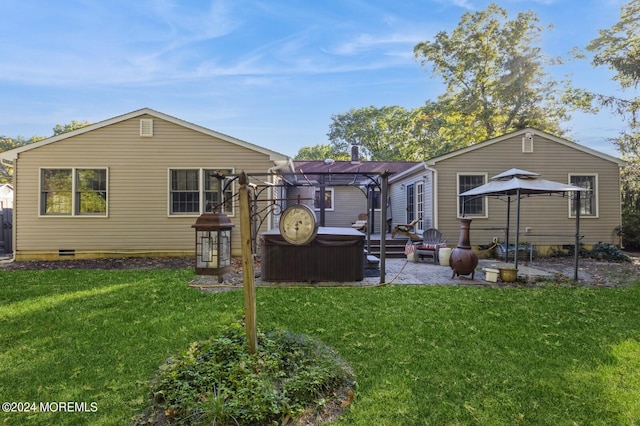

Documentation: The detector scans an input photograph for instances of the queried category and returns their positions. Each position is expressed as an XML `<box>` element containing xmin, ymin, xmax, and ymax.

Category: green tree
<box><xmin>326</xmin><ymin>105</ymin><xmax>425</xmax><ymax>161</ymax></box>
<box><xmin>588</xmin><ymin>0</ymin><xmax>640</xmax><ymax>89</ymax></box>
<box><xmin>1</xmin><ymin>135</ymin><xmax>36</xmax><ymax>152</ymax></box>
<box><xmin>407</xmin><ymin>101</ymin><xmax>465</xmax><ymax>158</ymax></box>
<box><xmin>413</xmin><ymin>3</ymin><xmax>575</xmax><ymax>145</ymax></box>
<box><xmin>0</xmin><ymin>136</ymin><xmax>45</xmax><ymax>183</ymax></box>
<box><xmin>587</xmin><ymin>0</ymin><xmax>640</xmax><ymax>249</ymax></box>
<box><xmin>1</xmin><ymin>120</ymin><xmax>91</xmax><ymax>184</ymax></box>
<box><xmin>53</xmin><ymin>120</ymin><xmax>91</xmax><ymax>136</ymax></box>
<box><xmin>300</xmin><ymin>104</ymin><xmax>452</xmax><ymax>162</ymax></box>
<box><xmin>294</xmin><ymin>144</ymin><xmax>350</xmax><ymax>161</ymax></box>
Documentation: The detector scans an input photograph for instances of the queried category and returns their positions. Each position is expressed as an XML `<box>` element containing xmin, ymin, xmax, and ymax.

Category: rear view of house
<box><xmin>425</xmin><ymin>128</ymin><xmax>626</xmax><ymax>254</ymax></box>
<box><xmin>386</xmin><ymin>129</ymin><xmax>625</xmax><ymax>256</ymax></box>
<box><xmin>0</xmin><ymin>108</ymin><xmax>288</xmax><ymax>260</ymax></box>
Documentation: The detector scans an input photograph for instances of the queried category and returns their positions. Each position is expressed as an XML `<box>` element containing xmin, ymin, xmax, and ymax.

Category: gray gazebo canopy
<box><xmin>460</xmin><ymin>168</ymin><xmax>588</xmax><ymax>279</ymax></box>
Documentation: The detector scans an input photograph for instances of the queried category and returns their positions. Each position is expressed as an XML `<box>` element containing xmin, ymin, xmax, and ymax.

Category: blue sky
<box><xmin>0</xmin><ymin>0</ymin><xmax>630</xmax><ymax>158</ymax></box>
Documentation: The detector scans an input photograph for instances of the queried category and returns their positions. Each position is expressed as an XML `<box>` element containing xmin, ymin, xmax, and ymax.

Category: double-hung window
<box><xmin>169</xmin><ymin>168</ymin><xmax>233</xmax><ymax>215</ymax></box>
<box><xmin>569</xmin><ymin>174</ymin><xmax>597</xmax><ymax>217</ymax></box>
<box><xmin>457</xmin><ymin>173</ymin><xmax>487</xmax><ymax>218</ymax></box>
<box><xmin>170</xmin><ymin>169</ymin><xmax>200</xmax><ymax>214</ymax></box>
<box><xmin>40</xmin><ymin>168</ymin><xmax>108</xmax><ymax>216</ymax></box>
<box><xmin>314</xmin><ymin>188</ymin><xmax>334</xmax><ymax>211</ymax></box>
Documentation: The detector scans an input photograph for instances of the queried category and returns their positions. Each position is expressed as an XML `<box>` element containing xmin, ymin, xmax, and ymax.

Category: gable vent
<box><xmin>140</xmin><ymin>119</ymin><xmax>154</xmax><ymax>137</ymax></box>
<box><xmin>522</xmin><ymin>132</ymin><xmax>534</xmax><ymax>153</ymax></box>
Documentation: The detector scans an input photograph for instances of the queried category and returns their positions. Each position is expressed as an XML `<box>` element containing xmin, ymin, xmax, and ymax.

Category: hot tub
<box><xmin>261</xmin><ymin>227</ymin><xmax>364</xmax><ymax>282</ymax></box>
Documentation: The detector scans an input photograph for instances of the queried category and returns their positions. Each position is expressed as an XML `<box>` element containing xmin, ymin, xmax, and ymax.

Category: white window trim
<box><xmin>457</xmin><ymin>172</ymin><xmax>488</xmax><ymax>219</ymax></box>
<box><xmin>568</xmin><ymin>173</ymin><xmax>598</xmax><ymax>218</ymax></box>
<box><xmin>314</xmin><ymin>187</ymin><xmax>335</xmax><ymax>212</ymax></box>
<box><xmin>416</xmin><ymin>180</ymin><xmax>425</xmax><ymax>232</ymax></box>
<box><xmin>167</xmin><ymin>168</ymin><xmax>235</xmax><ymax>217</ymax></box>
<box><xmin>38</xmin><ymin>167</ymin><xmax>109</xmax><ymax>218</ymax></box>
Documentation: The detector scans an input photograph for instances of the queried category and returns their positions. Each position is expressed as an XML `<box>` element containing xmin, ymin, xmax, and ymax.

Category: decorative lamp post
<box><xmin>192</xmin><ymin>213</ymin><xmax>235</xmax><ymax>282</ymax></box>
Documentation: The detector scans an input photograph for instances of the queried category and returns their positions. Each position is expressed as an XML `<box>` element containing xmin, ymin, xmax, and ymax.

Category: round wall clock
<box><xmin>279</xmin><ymin>204</ymin><xmax>318</xmax><ymax>245</ymax></box>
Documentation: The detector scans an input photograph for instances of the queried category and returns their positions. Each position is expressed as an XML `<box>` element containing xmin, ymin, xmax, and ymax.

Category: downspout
<box><xmin>9</xmin><ymin>157</ymin><xmax>17</xmax><ymax>261</ymax></box>
<box><xmin>619</xmin><ymin>165</ymin><xmax>624</xmax><ymax>249</ymax></box>
<box><xmin>267</xmin><ymin>159</ymin><xmax>294</xmax><ymax>174</ymax></box>
<box><xmin>266</xmin><ymin>159</ymin><xmax>295</xmax><ymax>230</ymax></box>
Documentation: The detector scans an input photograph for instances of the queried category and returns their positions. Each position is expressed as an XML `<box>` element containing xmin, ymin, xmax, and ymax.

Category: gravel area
<box><xmin>516</xmin><ymin>255</ymin><xmax>640</xmax><ymax>287</ymax></box>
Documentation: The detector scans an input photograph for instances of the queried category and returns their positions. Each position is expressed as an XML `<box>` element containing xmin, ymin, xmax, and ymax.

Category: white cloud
<box><xmin>145</xmin><ymin>0</ymin><xmax>238</xmax><ymax>48</ymax></box>
<box><xmin>0</xmin><ymin>0</ymin><xmax>246</xmax><ymax>86</ymax></box>
<box><xmin>434</xmin><ymin>0</ymin><xmax>475</xmax><ymax>10</ymax></box>
<box><xmin>325</xmin><ymin>32</ymin><xmax>428</xmax><ymax>56</ymax></box>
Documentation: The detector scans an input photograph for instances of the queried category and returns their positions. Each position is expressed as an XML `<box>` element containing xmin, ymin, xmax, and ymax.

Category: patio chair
<box><xmin>414</xmin><ymin>228</ymin><xmax>447</xmax><ymax>263</ymax></box>
<box><xmin>391</xmin><ymin>217</ymin><xmax>421</xmax><ymax>241</ymax></box>
<box><xmin>351</xmin><ymin>213</ymin><xmax>367</xmax><ymax>231</ymax></box>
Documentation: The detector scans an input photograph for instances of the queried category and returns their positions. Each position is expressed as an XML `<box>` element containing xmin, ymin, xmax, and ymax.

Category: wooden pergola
<box><xmin>216</xmin><ymin>169</ymin><xmax>394</xmax><ymax>284</ymax></box>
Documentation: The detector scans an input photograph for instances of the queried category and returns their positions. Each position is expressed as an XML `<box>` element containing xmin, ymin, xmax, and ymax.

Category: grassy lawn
<box><xmin>2</xmin><ymin>268</ymin><xmax>640</xmax><ymax>425</ymax></box>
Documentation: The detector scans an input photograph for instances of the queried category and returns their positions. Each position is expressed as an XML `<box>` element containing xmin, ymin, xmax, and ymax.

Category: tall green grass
<box><xmin>1</xmin><ymin>269</ymin><xmax>640</xmax><ymax>425</ymax></box>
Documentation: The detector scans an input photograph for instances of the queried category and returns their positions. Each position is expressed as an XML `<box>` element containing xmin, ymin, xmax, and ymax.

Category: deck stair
<box><xmin>366</xmin><ymin>234</ymin><xmax>412</xmax><ymax>258</ymax></box>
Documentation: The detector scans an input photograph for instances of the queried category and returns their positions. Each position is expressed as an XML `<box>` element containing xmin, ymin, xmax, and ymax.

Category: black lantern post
<box><xmin>192</xmin><ymin>213</ymin><xmax>235</xmax><ymax>282</ymax></box>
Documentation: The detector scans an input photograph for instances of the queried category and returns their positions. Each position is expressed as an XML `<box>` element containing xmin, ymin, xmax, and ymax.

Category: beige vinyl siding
<box><xmin>284</xmin><ymin>186</ymin><xmax>368</xmax><ymax>229</ymax></box>
<box><xmin>389</xmin><ymin>172</ymin><xmax>434</xmax><ymax>232</ymax></box>
<box><xmin>389</xmin><ymin>182</ymin><xmax>406</xmax><ymax>228</ymax></box>
<box><xmin>424</xmin><ymin>173</ymin><xmax>434</xmax><ymax>228</ymax></box>
<box><xmin>433</xmin><ymin>134</ymin><xmax>622</xmax><ymax>248</ymax></box>
<box><xmin>13</xmin><ymin>115</ymin><xmax>279</xmax><ymax>259</ymax></box>
<box><xmin>321</xmin><ymin>186</ymin><xmax>369</xmax><ymax>229</ymax></box>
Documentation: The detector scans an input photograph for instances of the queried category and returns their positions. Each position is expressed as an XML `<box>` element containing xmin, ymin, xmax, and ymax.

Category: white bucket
<box><xmin>439</xmin><ymin>247</ymin><xmax>452</xmax><ymax>266</ymax></box>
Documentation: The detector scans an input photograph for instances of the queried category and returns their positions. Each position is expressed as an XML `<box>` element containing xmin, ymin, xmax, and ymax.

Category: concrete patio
<box><xmin>191</xmin><ymin>257</ymin><xmax>560</xmax><ymax>288</ymax></box>
<box><xmin>361</xmin><ymin>258</ymin><xmax>555</xmax><ymax>286</ymax></box>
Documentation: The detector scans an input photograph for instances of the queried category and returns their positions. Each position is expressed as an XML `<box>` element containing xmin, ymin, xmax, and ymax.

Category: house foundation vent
<box><xmin>59</xmin><ymin>249</ymin><xmax>76</xmax><ymax>257</ymax></box>
<box><xmin>140</xmin><ymin>119</ymin><xmax>154</xmax><ymax>137</ymax></box>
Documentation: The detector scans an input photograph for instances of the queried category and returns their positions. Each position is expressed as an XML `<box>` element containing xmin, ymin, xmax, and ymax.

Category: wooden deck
<box><xmin>364</xmin><ymin>232</ymin><xmax>413</xmax><ymax>258</ymax></box>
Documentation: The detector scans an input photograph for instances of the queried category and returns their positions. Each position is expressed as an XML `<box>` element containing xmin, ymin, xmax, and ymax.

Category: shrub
<box><xmin>141</xmin><ymin>322</ymin><xmax>355</xmax><ymax>425</ymax></box>
<box><xmin>618</xmin><ymin>207</ymin><xmax>640</xmax><ymax>250</ymax></box>
<box><xmin>548</xmin><ymin>243</ymin><xmax>630</xmax><ymax>262</ymax></box>
<box><xmin>586</xmin><ymin>242</ymin><xmax>631</xmax><ymax>262</ymax></box>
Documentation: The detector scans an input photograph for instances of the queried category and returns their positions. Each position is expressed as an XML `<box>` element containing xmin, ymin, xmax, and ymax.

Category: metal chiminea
<box><xmin>450</xmin><ymin>217</ymin><xmax>479</xmax><ymax>280</ymax></box>
<box><xmin>192</xmin><ymin>213</ymin><xmax>234</xmax><ymax>282</ymax></box>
